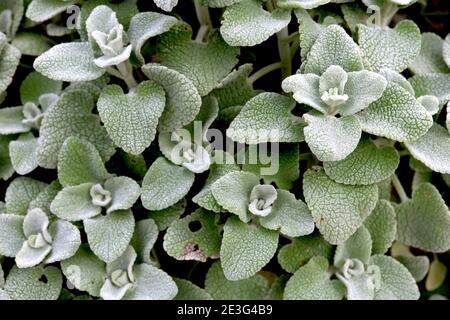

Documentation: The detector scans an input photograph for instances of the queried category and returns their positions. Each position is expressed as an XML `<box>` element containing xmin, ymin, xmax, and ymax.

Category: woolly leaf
<box><xmin>26</xmin><ymin>0</ymin><xmax>77</xmax><ymax>23</ymax></box>
<box><xmin>5</xmin><ymin>177</ymin><xmax>47</xmax><ymax>215</ymax></box>
<box><xmin>334</xmin><ymin>226</ymin><xmax>372</xmax><ymax>267</ymax></box>
<box><xmin>409</xmin><ymin>33</ymin><xmax>450</xmax><ymax>75</ymax></box>
<box><xmin>153</xmin><ymin>0</ymin><xmax>178</xmax><ymax>12</ymax></box>
<box><xmin>9</xmin><ymin>133</ymin><xmax>39</xmax><ymax>175</ymax></box>
<box><xmin>364</xmin><ymin>200</ymin><xmax>397</xmax><ymax>255</ymax></box>
<box><xmin>409</xmin><ymin>73</ymin><xmax>450</xmax><ymax>104</ymax></box>
<box><xmin>0</xmin><ymin>214</ymin><xmax>26</xmax><ymax>257</ymax></box>
<box><xmin>130</xmin><ymin>219</ymin><xmax>158</xmax><ymax>264</ymax></box>
<box><xmin>0</xmin><ymin>42</ymin><xmax>21</xmax><ymax>95</ymax></box>
<box><xmin>148</xmin><ymin>200</ymin><xmax>186</xmax><ymax>231</ymax></box>
<box><xmin>174</xmin><ymin>278</ymin><xmax>212</xmax><ymax>300</ymax></box>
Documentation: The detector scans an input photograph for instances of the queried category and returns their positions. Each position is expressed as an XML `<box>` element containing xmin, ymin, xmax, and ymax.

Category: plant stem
<box><xmin>248</xmin><ymin>62</ymin><xmax>282</xmax><ymax>84</ymax></box>
<box><xmin>298</xmin><ymin>152</ymin><xmax>312</xmax><ymax>161</ymax></box>
<box><xmin>276</xmin><ymin>27</ymin><xmax>292</xmax><ymax>79</ymax></box>
<box><xmin>194</xmin><ymin>0</ymin><xmax>212</xmax><ymax>42</ymax></box>
<box><xmin>398</xmin><ymin>150</ymin><xmax>410</xmax><ymax>157</ymax></box>
<box><xmin>392</xmin><ymin>174</ymin><xmax>409</xmax><ymax>203</ymax></box>
<box><xmin>116</xmin><ymin>61</ymin><xmax>138</xmax><ymax>90</ymax></box>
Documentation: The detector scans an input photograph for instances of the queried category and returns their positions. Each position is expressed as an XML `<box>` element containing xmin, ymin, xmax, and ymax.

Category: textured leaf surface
<box><xmin>141</xmin><ymin>157</ymin><xmax>195</xmax><ymax>211</ymax></box>
<box><xmin>98</xmin><ymin>81</ymin><xmax>165</xmax><ymax>155</ymax></box>
<box><xmin>205</xmin><ymin>261</ymin><xmax>270</xmax><ymax>300</ymax></box>
<box><xmin>284</xmin><ymin>256</ymin><xmax>345</xmax><ymax>300</ymax></box>
<box><xmin>364</xmin><ymin>200</ymin><xmax>397</xmax><ymax>255</ymax></box>
<box><xmin>334</xmin><ymin>226</ymin><xmax>372</xmax><ymax>267</ymax></box>
<box><xmin>220</xmin><ymin>0</ymin><xmax>291</xmax><ymax>47</ymax></box>
<box><xmin>409</xmin><ymin>33</ymin><xmax>450</xmax><ymax>75</ymax></box>
<box><xmin>409</xmin><ymin>73</ymin><xmax>450</xmax><ymax>104</ymax></box>
<box><xmin>174</xmin><ymin>278</ymin><xmax>212</xmax><ymax>300</ymax></box>
<box><xmin>5</xmin><ymin>177</ymin><xmax>47</xmax><ymax>215</ymax></box>
<box><xmin>130</xmin><ymin>219</ymin><xmax>158</xmax><ymax>264</ymax></box>
<box><xmin>396</xmin><ymin>183</ymin><xmax>450</xmax><ymax>253</ymax></box>
<box><xmin>370</xmin><ymin>255</ymin><xmax>419</xmax><ymax>300</ymax></box>
<box><xmin>153</xmin><ymin>0</ymin><xmax>178</xmax><ymax>11</ymax></box>
<box><xmin>303</xmin><ymin>169</ymin><xmax>378</xmax><ymax>244</ymax></box>
<box><xmin>358</xmin><ymin>20</ymin><xmax>421</xmax><ymax>72</ymax></box>
<box><xmin>357</xmin><ymin>82</ymin><xmax>432</xmax><ymax>142</ymax></box>
<box><xmin>323</xmin><ymin>137</ymin><xmax>399</xmax><ymax>185</ymax></box>
<box><xmin>0</xmin><ymin>214</ymin><xmax>25</xmax><ymax>257</ymax></box>
<box><xmin>157</xmin><ymin>24</ymin><xmax>239</xmax><ymax>96</ymax></box>
<box><xmin>148</xmin><ymin>200</ymin><xmax>186</xmax><ymax>231</ymax></box>
<box><xmin>0</xmin><ymin>107</ymin><xmax>29</xmax><ymax>135</ymax></box>
<box><xmin>9</xmin><ymin>133</ymin><xmax>39</xmax><ymax>175</ymax></box>
<box><xmin>396</xmin><ymin>255</ymin><xmax>430</xmax><ymax>282</ymax></box>
<box><xmin>220</xmin><ymin>216</ymin><xmax>278</xmax><ymax>281</ymax></box>
<box><xmin>228</xmin><ymin>93</ymin><xmax>305</xmax><ymax>144</ymax></box>
<box><xmin>12</xmin><ymin>32</ymin><xmax>50</xmax><ymax>56</ymax></box>
<box><xmin>142</xmin><ymin>64</ymin><xmax>202</xmax><ymax>132</ymax></box>
<box><xmin>26</xmin><ymin>0</ymin><xmax>77</xmax><ymax>23</ymax></box>
<box><xmin>0</xmin><ymin>42</ymin><xmax>21</xmax><ymax>95</ymax></box>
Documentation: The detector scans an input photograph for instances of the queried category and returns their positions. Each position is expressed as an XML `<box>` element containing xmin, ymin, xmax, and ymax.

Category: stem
<box><xmin>285</xmin><ymin>31</ymin><xmax>299</xmax><ymax>43</ymax></box>
<box><xmin>151</xmin><ymin>248</ymin><xmax>160</xmax><ymax>268</ymax></box>
<box><xmin>398</xmin><ymin>150</ymin><xmax>410</xmax><ymax>157</ymax></box>
<box><xmin>116</xmin><ymin>61</ymin><xmax>138</xmax><ymax>90</ymax></box>
<box><xmin>276</xmin><ymin>27</ymin><xmax>292</xmax><ymax>79</ymax></box>
<box><xmin>194</xmin><ymin>0</ymin><xmax>212</xmax><ymax>42</ymax></box>
<box><xmin>290</xmin><ymin>38</ymin><xmax>300</xmax><ymax>59</ymax></box>
<box><xmin>248</xmin><ymin>62</ymin><xmax>282</xmax><ymax>84</ymax></box>
<box><xmin>392</xmin><ymin>174</ymin><xmax>409</xmax><ymax>203</ymax></box>
<box><xmin>298</xmin><ymin>152</ymin><xmax>312</xmax><ymax>161</ymax></box>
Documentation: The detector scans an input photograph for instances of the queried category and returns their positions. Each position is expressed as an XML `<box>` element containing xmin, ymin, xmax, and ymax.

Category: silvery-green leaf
<box><xmin>444</xmin><ymin>33</ymin><xmax>450</xmax><ymax>67</ymax></box>
<box><xmin>50</xmin><ymin>183</ymin><xmax>100</xmax><ymax>221</ymax></box>
<box><xmin>211</xmin><ymin>171</ymin><xmax>259</xmax><ymax>222</ymax></box>
<box><xmin>20</xmin><ymin>71</ymin><xmax>61</xmax><ymax>106</ymax></box>
<box><xmin>295</xmin><ymin>8</ymin><xmax>326</xmax><ymax>61</ymax></box>
<box><xmin>220</xmin><ymin>216</ymin><xmax>278</xmax><ymax>281</ymax></box>
<box><xmin>29</xmin><ymin>180</ymin><xmax>62</xmax><ymax>214</ymax></box>
<box><xmin>323</xmin><ymin>137</ymin><xmax>399</xmax><ymax>185</ymax></box>
<box><xmin>5</xmin><ymin>177</ymin><xmax>47</xmax><ymax>215</ymax></box>
<box><xmin>336</xmin><ymin>262</ymin><xmax>378</xmax><ymax>300</ymax></box>
<box><xmin>61</xmin><ymin>245</ymin><xmax>106</xmax><ymax>297</ymax></box>
<box><xmin>396</xmin><ymin>182</ymin><xmax>450</xmax><ymax>252</ymax></box>
<box><xmin>46</xmin><ymin>23</ymin><xmax>72</xmax><ymax>37</ymax></box>
<box><xmin>405</xmin><ymin>124</ymin><xmax>450</xmax><ymax>174</ymax></box>
<box><xmin>131</xmin><ymin>219</ymin><xmax>158</xmax><ymax>264</ymax></box>
<box><xmin>84</xmin><ymin>210</ymin><xmax>135</xmax><ymax>263</ymax></box>
<box><xmin>26</xmin><ymin>0</ymin><xmax>77</xmax><ymax>23</ymax></box>
<box><xmin>123</xmin><ymin>263</ymin><xmax>177</xmax><ymax>300</ymax></box>
<box><xmin>141</xmin><ymin>157</ymin><xmax>195</xmax><ymax>211</ymax></box>
<box><xmin>57</xmin><ymin>137</ymin><xmax>111</xmax><ymax>187</ymax></box>
<box><xmin>220</xmin><ymin>0</ymin><xmax>291</xmax><ymax>47</ymax></box>
<box><xmin>174</xmin><ymin>278</ymin><xmax>212</xmax><ymax>300</ymax></box>
<box><xmin>409</xmin><ymin>73</ymin><xmax>450</xmax><ymax>104</ymax></box>
<box><xmin>364</xmin><ymin>200</ymin><xmax>396</xmax><ymax>255</ymax></box>
<box><xmin>334</xmin><ymin>226</ymin><xmax>372</xmax><ymax>268</ymax></box>
<box><xmin>37</xmin><ymin>90</ymin><xmax>115</xmax><ymax>169</ymax></box>
<box><xmin>409</xmin><ymin>33</ymin><xmax>450</xmax><ymax>75</ymax></box>
<box><xmin>425</xmin><ymin>257</ymin><xmax>447</xmax><ymax>291</ymax></box>
<box><xmin>163</xmin><ymin>209</ymin><xmax>221</xmax><ymax>262</ymax></box>
<box><xmin>281</xmin><ymin>73</ymin><xmax>325</xmax><ymax>113</ymax></box>
<box><xmin>370</xmin><ymin>255</ymin><xmax>419</xmax><ymax>300</ymax></box>
<box><xmin>358</xmin><ymin>20</ymin><xmax>421</xmax><ymax>72</ymax></box>
<box><xmin>303</xmin><ymin>168</ymin><xmax>378</xmax><ymax>244</ymax></box>
<box><xmin>128</xmin><ymin>12</ymin><xmax>178</xmax><ymax>64</ymax></box>
<box><xmin>278</xmin><ymin>234</ymin><xmax>333</xmax><ymax>273</ymax></box>
<box><xmin>277</xmin><ymin>0</ymin><xmax>330</xmax><ymax>9</ymax></box>
<box><xmin>284</xmin><ymin>256</ymin><xmax>346</xmax><ymax>300</ymax></box>
<box><xmin>3</xmin><ymin>265</ymin><xmax>62</xmax><ymax>300</ymax></box>
<box><xmin>205</xmin><ymin>261</ymin><xmax>270</xmax><ymax>300</ymax></box>
<box><xmin>242</xmin><ymin>143</ymin><xmax>299</xmax><ymax>190</ymax></box>
<box><xmin>12</xmin><ymin>32</ymin><xmax>50</xmax><ymax>56</ymax></box>
<box><xmin>157</xmin><ymin>24</ymin><xmax>239</xmax><ymax>96</ymax></box>
<box><xmin>418</xmin><ymin>95</ymin><xmax>439</xmax><ymax>116</ymax></box>
<box><xmin>396</xmin><ymin>255</ymin><xmax>430</xmax><ymax>282</ymax></box>
<box><xmin>341</xmin><ymin>2</ymin><xmax>370</xmax><ymax>33</ymax></box>
<box><xmin>153</xmin><ymin>0</ymin><xmax>178</xmax><ymax>12</ymax></box>
<box><xmin>303</xmin><ymin>112</ymin><xmax>361</xmax><ymax>162</ymax></box>
<box><xmin>0</xmin><ymin>214</ymin><xmax>26</xmax><ymax>257</ymax></box>
<box><xmin>142</xmin><ymin>64</ymin><xmax>202</xmax><ymax>132</ymax></box>
<box><xmin>34</xmin><ymin>42</ymin><xmax>104</xmax><ymax>82</ymax></box>
<box><xmin>9</xmin><ymin>133</ymin><xmax>39</xmax><ymax>175</ymax></box>
<box><xmin>0</xmin><ymin>106</ymin><xmax>29</xmax><ymax>135</ymax></box>
<box><xmin>259</xmin><ymin>190</ymin><xmax>314</xmax><ymax>237</ymax></box>
<box><xmin>0</xmin><ymin>135</ymin><xmax>14</xmax><ymax>180</ymax></box>
<box><xmin>0</xmin><ymin>0</ymin><xmax>23</xmax><ymax>39</ymax></box>
<box><xmin>304</xmin><ymin>24</ymin><xmax>364</xmax><ymax>75</ymax></box>
<box><xmin>228</xmin><ymin>92</ymin><xmax>305</xmax><ymax>144</ymax></box>
<box><xmin>98</xmin><ymin>81</ymin><xmax>165</xmax><ymax>155</ymax></box>
<box><xmin>44</xmin><ymin>220</ymin><xmax>81</xmax><ymax>264</ymax></box>
<box><xmin>148</xmin><ymin>199</ymin><xmax>186</xmax><ymax>231</ymax></box>
<box><xmin>0</xmin><ymin>40</ymin><xmax>21</xmax><ymax>95</ymax></box>
<box><xmin>357</xmin><ymin>82</ymin><xmax>432</xmax><ymax>142</ymax></box>
<box><xmin>103</xmin><ymin>176</ymin><xmax>140</xmax><ymax>214</ymax></box>
<box><xmin>85</xmin><ymin>5</ymin><xmax>119</xmax><ymax>45</ymax></box>
<box><xmin>379</xmin><ymin>68</ymin><xmax>415</xmax><ymax>94</ymax></box>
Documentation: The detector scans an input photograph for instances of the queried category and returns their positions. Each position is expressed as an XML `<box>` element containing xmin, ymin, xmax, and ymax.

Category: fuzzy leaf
<box><xmin>142</xmin><ymin>64</ymin><xmax>202</xmax><ymax>132</ymax></box>
<box><xmin>84</xmin><ymin>210</ymin><xmax>135</xmax><ymax>263</ymax></box>
<box><xmin>130</xmin><ymin>219</ymin><xmax>158</xmax><ymax>264</ymax></box>
<box><xmin>26</xmin><ymin>0</ymin><xmax>77</xmax><ymax>23</ymax></box>
<box><xmin>174</xmin><ymin>278</ymin><xmax>212</xmax><ymax>300</ymax></box>
<box><xmin>228</xmin><ymin>92</ymin><xmax>305</xmax><ymax>144</ymax></box>
<box><xmin>163</xmin><ymin>209</ymin><xmax>221</xmax><ymax>262</ymax></box>
<box><xmin>277</xmin><ymin>0</ymin><xmax>330</xmax><ymax>9</ymax></box>
<box><xmin>220</xmin><ymin>216</ymin><xmax>278</xmax><ymax>281</ymax></box>
<box><xmin>259</xmin><ymin>190</ymin><xmax>314</xmax><ymax>237</ymax></box>
<box><xmin>409</xmin><ymin>33</ymin><xmax>450</xmax><ymax>75</ymax></box>
<box><xmin>405</xmin><ymin>124</ymin><xmax>450</xmax><ymax>174</ymax></box>
<box><xmin>153</xmin><ymin>0</ymin><xmax>178</xmax><ymax>12</ymax></box>
<box><xmin>104</xmin><ymin>176</ymin><xmax>140</xmax><ymax>214</ymax></box>
<box><xmin>29</xmin><ymin>181</ymin><xmax>62</xmax><ymax>214</ymax></box>
<box><xmin>0</xmin><ymin>106</ymin><xmax>29</xmax><ymax>135</ymax></box>
<box><xmin>370</xmin><ymin>255</ymin><xmax>419</xmax><ymax>300</ymax></box>
<box><xmin>141</xmin><ymin>157</ymin><xmax>195</xmax><ymax>211</ymax></box>
<box><xmin>5</xmin><ymin>177</ymin><xmax>47</xmax><ymax>215</ymax></box>
<box><xmin>205</xmin><ymin>261</ymin><xmax>270</xmax><ymax>300</ymax></box>
<box><xmin>98</xmin><ymin>81</ymin><xmax>165</xmax><ymax>155</ymax></box>
<box><xmin>284</xmin><ymin>256</ymin><xmax>346</xmax><ymax>300</ymax></box>
<box><xmin>278</xmin><ymin>234</ymin><xmax>333</xmax><ymax>273</ymax></box>
<box><xmin>409</xmin><ymin>73</ymin><xmax>450</xmax><ymax>104</ymax></box>
<box><xmin>37</xmin><ymin>90</ymin><xmax>115</xmax><ymax>169</ymax></box>
<box><xmin>0</xmin><ymin>41</ymin><xmax>21</xmax><ymax>95</ymax></box>
<box><xmin>12</xmin><ymin>32</ymin><xmax>51</xmax><ymax>56</ymax></box>
<box><xmin>3</xmin><ymin>265</ymin><xmax>62</xmax><ymax>300</ymax></box>
<box><xmin>323</xmin><ymin>137</ymin><xmax>399</xmax><ymax>185</ymax></box>
<box><xmin>357</xmin><ymin>82</ymin><xmax>432</xmax><ymax>142</ymax></box>
<box><xmin>396</xmin><ymin>255</ymin><xmax>430</xmax><ymax>282</ymax></box>
<box><xmin>157</xmin><ymin>24</ymin><xmax>239</xmax><ymax>96</ymax></box>
<box><xmin>396</xmin><ymin>183</ymin><xmax>450</xmax><ymax>252</ymax></box>
<box><xmin>0</xmin><ymin>214</ymin><xmax>26</xmax><ymax>257</ymax></box>
<box><xmin>128</xmin><ymin>12</ymin><xmax>178</xmax><ymax>64</ymax></box>
<box><xmin>303</xmin><ymin>169</ymin><xmax>378</xmax><ymax>244</ymax></box>
<box><xmin>45</xmin><ymin>220</ymin><xmax>81</xmax><ymax>264</ymax></box>
<box><xmin>9</xmin><ymin>133</ymin><xmax>39</xmax><ymax>175</ymax></box>
<box><xmin>364</xmin><ymin>200</ymin><xmax>397</xmax><ymax>255</ymax></box>
<box><xmin>334</xmin><ymin>226</ymin><xmax>372</xmax><ymax>267</ymax></box>
<box><xmin>358</xmin><ymin>20</ymin><xmax>421</xmax><ymax>72</ymax></box>
<box><xmin>220</xmin><ymin>0</ymin><xmax>291</xmax><ymax>47</ymax></box>
<box><xmin>211</xmin><ymin>171</ymin><xmax>259</xmax><ymax>223</ymax></box>
<box><xmin>304</xmin><ymin>24</ymin><xmax>364</xmax><ymax>75</ymax></box>
<box><xmin>34</xmin><ymin>42</ymin><xmax>104</xmax><ymax>82</ymax></box>
<box><xmin>148</xmin><ymin>200</ymin><xmax>186</xmax><ymax>231</ymax></box>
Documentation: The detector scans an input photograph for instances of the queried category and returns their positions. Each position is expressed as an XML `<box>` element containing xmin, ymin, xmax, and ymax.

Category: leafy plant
<box><xmin>0</xmin><ymin>0</ymin><xmax>450</xmax><ymax>301</ymax></box>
